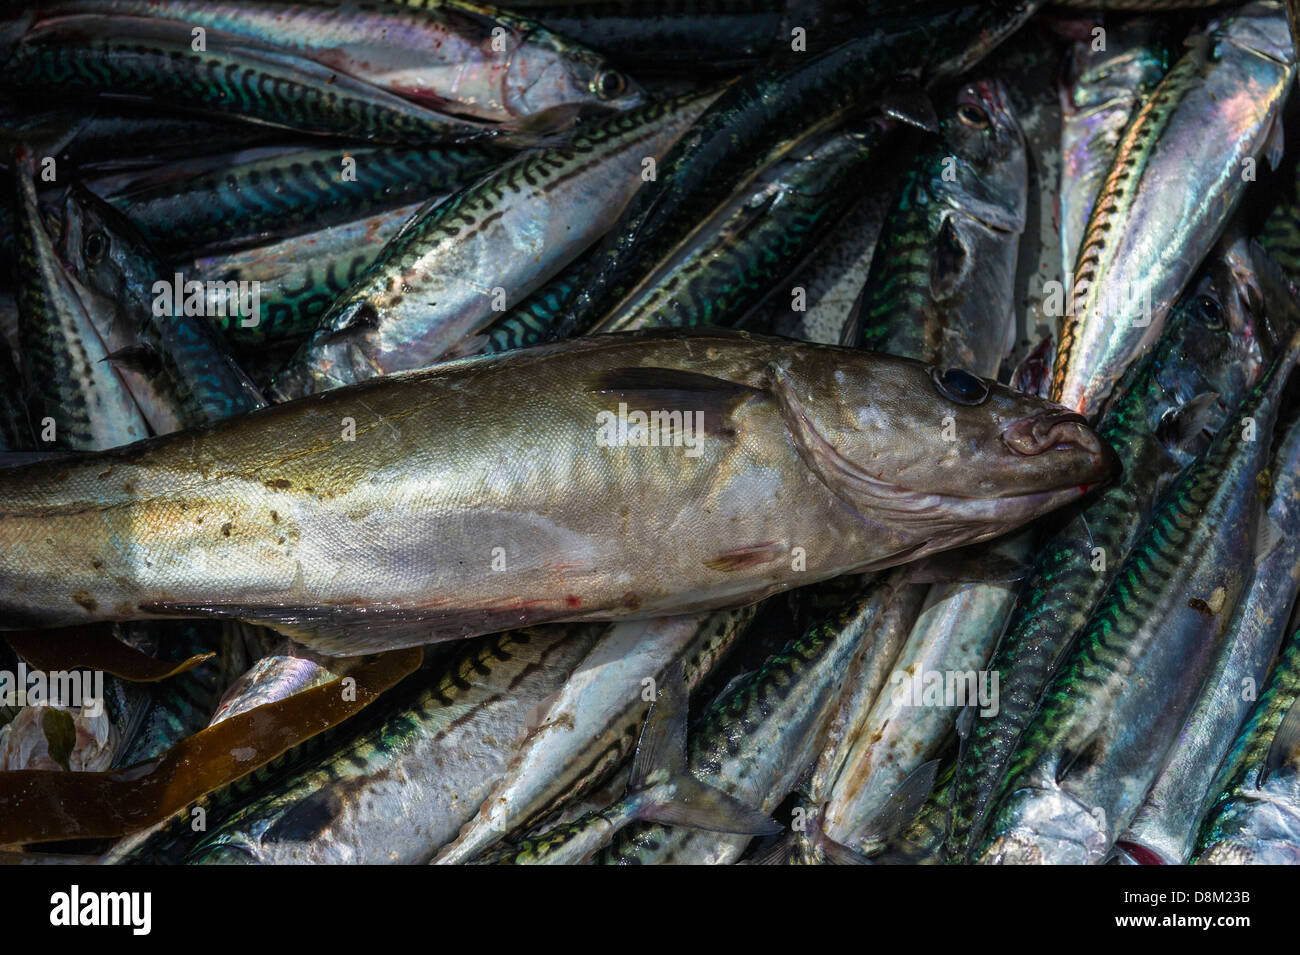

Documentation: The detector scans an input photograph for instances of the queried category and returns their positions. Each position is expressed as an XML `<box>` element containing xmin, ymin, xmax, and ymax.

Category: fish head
<box><xmin>930</xmin><ymin>79</ymin><xmax>1027</xmax><ymax>234</ymax></box>
<box><xmin>503</xmin><ymin>36</ymin><xmax>644</xmax><ymax>119</ymax></box>
<box><xmin>1218</xmin><ymin>1</ymin><xmax>1296</xmax><ymax>66</ymax></box>
<box><xmin>775</xmin><ymin>348</ymin><xmax>1119</xmax><ymax>550</ymax></box>
<box><xmin>56</xmin><ymin>182</ymin><xmax>160</xmax><ymax>314</ymax></box>
<box><xmin>974</xmin><ymin>785</ymin><xmax>1110</xmax><ymax>865</ymax></box>
<box><xmin>1150</xmin><ymin>276</ymin><xmax>1264</xmax><ymax>437</ymax></box>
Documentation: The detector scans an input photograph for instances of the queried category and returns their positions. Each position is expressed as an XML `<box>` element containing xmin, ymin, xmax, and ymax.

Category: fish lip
<box><xmin>1002</xmin><ymin>409</ymin><xmax>1118</xmax><ymax>481</ymax></box>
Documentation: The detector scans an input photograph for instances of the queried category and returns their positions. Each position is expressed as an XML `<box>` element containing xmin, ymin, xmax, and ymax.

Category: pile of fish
<box><xmin>3</xmin><ymin>0</ymin><xmax>1300</xmax><ymax>865</ymax></box>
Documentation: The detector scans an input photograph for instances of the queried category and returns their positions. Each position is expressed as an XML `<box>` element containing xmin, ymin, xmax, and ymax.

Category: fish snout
<box><xmin>1002</xmin><ymin>409</ymin><xmax>1119</xmax><ymax>484</ymax></box>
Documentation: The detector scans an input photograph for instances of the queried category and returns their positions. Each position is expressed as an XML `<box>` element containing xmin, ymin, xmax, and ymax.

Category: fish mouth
<box><xmin>1002</xmin><ymin>408</ymin><xmax>1118</xmax><ymax>480</ymax></box>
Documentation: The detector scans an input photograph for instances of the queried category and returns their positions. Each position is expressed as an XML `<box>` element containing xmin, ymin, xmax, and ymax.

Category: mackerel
<box><xmin>950</xmin><ymin>273</ymin><xmax>1266</xmax><ymax>859</ymax></box>
<box><xmin>1122</xmin><ymin>401</ymin><xmax>1300</xmax><ymax>863</ymax></box>
<box><xmin>1050</xmin><ymin>1</ymin><xmax>1295</xmax><ymax>417</ymax></box>
<box><xmin>272</xmin><ymin>88</ymin><xmax>724</xmax><ymax>397</ymax></box>
<box><xmin>976</xmin><ymin>332</ymin><xmax>1299</xmax><ymax>865</ymax></box>
<box><xmin>9</xmin><ymin>0</ymin><xmax>643</xmax><ymax>122</ymax></box>
<box><xmin>434</xmin><ymin>607</ymin><xmax>754</xmax><ymax>863</ymax></box>
<box><xmin>1195</xmin><ymin>625</ymin><xmax>1300</xmax><ymax>863</ymax></box>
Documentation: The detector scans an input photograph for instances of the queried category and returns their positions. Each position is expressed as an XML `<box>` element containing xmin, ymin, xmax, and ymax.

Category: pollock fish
<box><xmin>976</xmin><ymin>332</ymin><xmax>1298</xmax><ymax>865</ymax></box>
<box><xmin>0</xmin><ymin>330</ymin><xmax>1114</xmax><ymax>656</ymax></box>
<box><xmin>1051</xmin><ymin>1</ymin><xmax>1295</xmax><ymax>417</ymax></box>
<box><xmin>272</xmin><ymin>88</ymin><xmax>723</xmax><ymax>398</ymax></box>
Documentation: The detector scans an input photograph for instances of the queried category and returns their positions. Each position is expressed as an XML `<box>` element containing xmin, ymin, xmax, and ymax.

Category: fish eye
<box><xmin>957</xmin><ymin>103</ymin><xmax>990</xmax><ymax>129</ymax></box>
<box><xmin>82</xmin><ymin>230</ymin><xmax>109</xmax><ymax>264</ymax></box>
<box><xmin>931</xmin><ymin>366</ymin><xmax>990</xmax><ymax>406</ymax></box>
<box><xmin>593</xmin><ymin>69</ymin><xmax>627</xmax><ymax>100</ymax></box>
<box><xmin>1196</xmin><ymin>294</ymin><xmax>1226</xmax><ymax>330</ymax></box>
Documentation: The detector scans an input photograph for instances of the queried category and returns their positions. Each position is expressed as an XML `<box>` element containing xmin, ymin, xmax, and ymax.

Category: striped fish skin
<box><xmin>181</xmin><ymin>624</ymin><xmax>604</xmax><ymax>864</ymax></box>
<box><xmin>95</xmin><ymin>143</ymin><xmax>500</xmax><ymax>257</ymax></box>
<box><xmin>595</xmin><ymin>578</ymin><xmax>891</xmax><ymax>864</ymax></box>
<box><xmin>433</xmin><ymin>607</ymin><xmax>753</xmax><ymax>864</ymax></box>
<box><xmin>1122</xmin><ymin>405</ymin><xmax>1300</xmax><ymax>863</ymax></box>
<box><xmin>561</xmin><ymin>3</ymin><xmax>1040</xmax><ymax>340</ymax></box>
<box><xmin>975</xmin><ymin>337</ymin><xmax>1297</xmax><ymax>865</ymax></box>
<box><xmin>0</xmin><ymin>16</ymin><xmax>497</xmax><ymax>145</ymax></box>
<box><xmin>1195</xmin><ymin>627</ymin><xmax>1300</xmax><ymax>864</ymax></box>
<box><xmin>820</xmin><ymin>78</ymin><xmax>1025</xmax><ymax>853</ymax></box>
<box><xmin>58</xmin><ymin>185</ymin><xmax>268</xmax><ymax>429</ymax></box>
<box><xmin>1050</xmin><ymin>1</ymin><xmax>1295</xmax><ymax>418</ymax></box>
<box><xmin>14</xmin><ymin>0</ymin><xmax>643</xmax><ymax>122</ymax></box>
<box><xmin>450</xmin><ymin>262</ymin><xmax>583</xmax><ymax>358</ymax></box>
<box><xmin>271</xmin><ymin>88</ymin><xmax>723</xmax><ymax>398</ymax></box>
<box><xmin>854</xmin><ymin>78</ymin><xmax>1027</xmax><ymax>373</ymax></box>
<box><xmin>589</xmin><ymin>117</ymin><xmax>893</xmax><ymax>334</ymax></box>
<box><xmin>0</xmin><ymin>331</ymin><xmax>1115</xmax><ymax>655</ymax></box>
<box><xmin>759</xmin><ymin>185</ymin><xmax>887</xmax><ymax>346</ymax></box>
<box><xmin>823</xmin><ymin>539</ymin><xmax>1024</xmax><ymax>853</ymax></box>
<box><xmin>0</xmin><ymin>336</ymin><xmax>32</xmax><ymax>451</ymax></box>
<box><xmin>182</xmin><ymin>204</ymin><xmax>423</xmax><ymax>348</ymax></box>
<box><xmin>1058</xmin><ymin>19</ymin><xmax>1169</xmax><ymax>278</ymax></box>
<box><xmin>802</xmin><ymin>571</ymin><xmax>923</xmax><ymax>818</ymax></box>
<box><xmin>13</xmin><ymin>160</ymin><xmax>149</xmax><ymax>451</ymax></box>
<box><xmin>950</xmin><ymin>277</ymin><xmax>1265</xmax><ymax>860</ymax></box>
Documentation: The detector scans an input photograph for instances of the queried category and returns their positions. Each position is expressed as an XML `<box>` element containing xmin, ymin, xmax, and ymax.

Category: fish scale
<box><xmin>591</xmin><ymin>119</ymin><xmax>893</xmax><ymax>333</ymax></box>
<box><xmin>1055</xmin><ymin>50</ymin><xmax>1198</xmax><ymax>397</ymax></box>
<box><xmin>557</xmin><ymin>2</ymin><xmax>1040</xmax><ymax>340</ymax></box>
<box><xmin>107</xmin><ymin>624</ymin><xmax>603</xmax><ymax>863</ymax></box>
<box><xmin>1195</xmin><ymin>625</ymin><xmax>1300</xmax><ymax>862</ymax></box>
<box><xmin>13</xmin><ymin>163</ymin><xmax>149</xmax><ymax>450</ymax></box>
<box><xmin>1051</xmin><ymin>0</ymin><xmax>1295</xmax><ymax>417</ymax></box>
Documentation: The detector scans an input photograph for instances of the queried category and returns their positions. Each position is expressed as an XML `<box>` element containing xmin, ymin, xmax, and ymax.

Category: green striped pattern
<box><xmin>979</xmin><ymin>348</ymin><xmax>1291</xmax><ymax>855</ymax></box>
<box><xmin>949</xmin><ymin>301</ymin><xmax>1251</xmax><ymax>858</ymax></box>
<box><xmin>107</xmin><ymin>144</ymin><xmax>500</xmax><ymax>256</ymax></box>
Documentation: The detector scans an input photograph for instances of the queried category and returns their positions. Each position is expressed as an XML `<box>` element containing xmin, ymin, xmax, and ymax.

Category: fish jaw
<box><xmin>976</xmin><ymin>785</ymin><xmax>1110</xmax><ymax>865</ymax></box>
